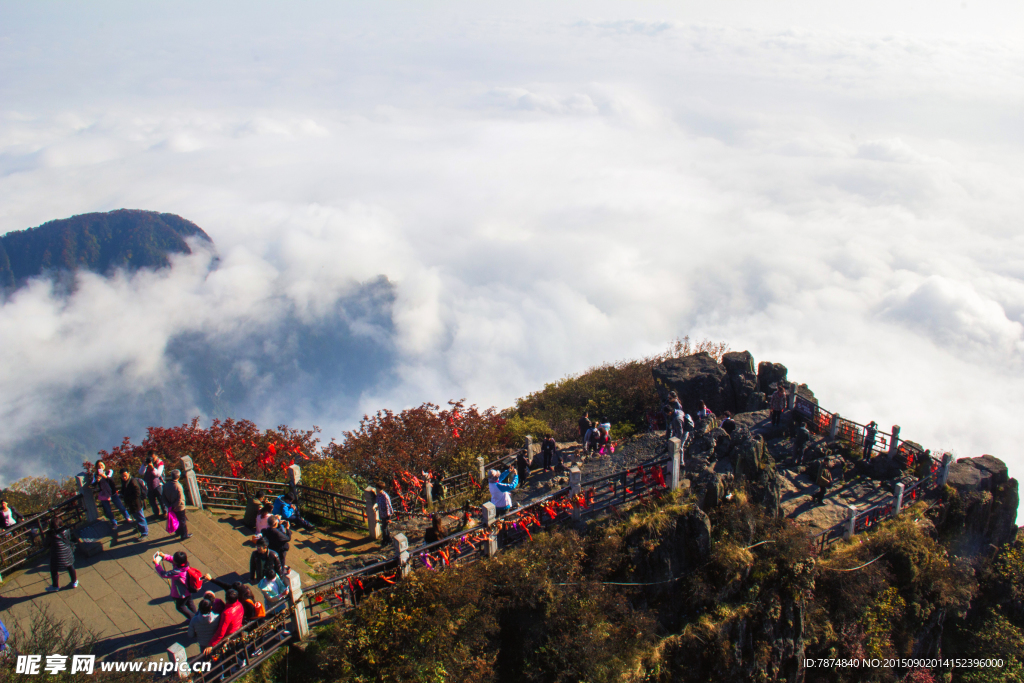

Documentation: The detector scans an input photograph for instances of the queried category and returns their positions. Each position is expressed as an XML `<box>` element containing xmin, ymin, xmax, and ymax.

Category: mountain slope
<box><xmin>0</xmin><ymin>209</ymin><xmax>212</xmax><ymax>290</ymax></box>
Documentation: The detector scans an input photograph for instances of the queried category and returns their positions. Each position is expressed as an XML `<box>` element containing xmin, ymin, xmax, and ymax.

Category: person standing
<box><xmin>263</xmin><ymin>516</ymin><xmax>292</xmax><ymax>570</ymax></box>
<box><xmin>813</xmin><ymin>461</ymin><xmax>834</xmax><ymax>505</ymax></box>
<box><xmin>488</xmin><ymin>467</ymin><xmax>518</xmax><ymax>516</ymax></box>
<box><xmin>44</xmin><ymin>518</ymin><xmax>78</xmax><ymax>591</ymax></box>
<box><xmin>188</xmin><ymin>599</ymin><xmax>219</xmax><ymax>651</ymax></box>
<box><xmin>204</xmin><ymin>589</ymin><xmax>243</xmax><ymax>655</ymax></box>
<box><xmin>154</xmin><ymin>551</ymin><xmax>199</xmax><ymax>622</ymax></box>
<box><xmin>516</xmin><ymin>449</ymin><xmax>531</xmax><ymax>483</ymax></box>
<box><xmin>793</xmin><ymin>422</ymin><xmax>811</xmax><ymax>464</ymax></box>
<box><xmin>162</xmin><ymin>470</ymin><xmax>193</xmax><ymax>540</ymax></box>
<box><xmin>140</xmin><ymin>453</ymin><xmax>167</xmax><ymax>520</ymax></box>
<box><xmin>540</xmin><ymin>435</ymin><xmax>557</xmax><ymax>472</ymax></box>
<box><xmin>249</xmin><ymin>538</ymin><xmax>283</xmax><ymax>584</ymax></box>
<box><xmin>93</xmin><ymin>461</ymin><xmax>130</xmax><ymax>529</ymax></box>
<box><xmin>863</xmin><ymin>422</ymin><xmax>878</xmax><ymax>459</ymax></box>
<box><xmin>769</xmin><ymin>385</ymin><xmax>787</xmax><ymax>428</ymax></box>
<box><xmin>376</xmin><ymin>484</ymin><xmax>394</xmax><ymax>546</ymax></box>
<box><xmin>577</xmin><ymin>412</ymin><xmax>592</xmax><ymax>444</ymax></box>
<box><xmin>119</xmin><ymin>469</ymin><xmax>149</xmax><ymax>540</ymax></box>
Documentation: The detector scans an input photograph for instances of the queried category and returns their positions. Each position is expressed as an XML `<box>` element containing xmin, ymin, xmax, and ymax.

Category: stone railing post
<box><xmin>787</xmin><ymin>384</ymin><xmax>797</xmax><ymax>410</ymax></box>
<box><xmin>888</xmin><ymin>426</ymin><xmax>901</xmax><ymax>458</ymax></box>
<box><xmin>476</xmin><ymin>457</ymin><xmax>486</xmax><ymax>484</ymax></box>
<box><xmin>569</xmin><ymin>467</ymin><xmax>582</xmax><ymax>521</ymax></box>
<box><xmin>286</xmin><ymin>464</ymin><xmax>301</xmax><ymax>501</ymax></box>
<box><xmin>845</xmin><ymin>505</ymin><xmax>858</xmax><ymax>540</ymax></box>
<box><xmin>893</xmin><ymin>483</ymin><xmax>905</xmax><ymax>516</ymax></box>
<box><xmin>180</xmin><ymin>456</ymin><xmax>202</xmax><ymax>510</ymax></box>
<box><xmin>166</xmin><ymin>643</ymin><xmax>189</xmax><ymax>679</ymax></box>
<box><xmin>76</xmin><ymin>474</ymin><xmax>99</xmax><ymax>523</ymax></box>
<box><xmin>393</xmin><ymin>533</ymin><xmax>411</xmax><ymax>579</ymax></box>
<box><xmin>423</xmin><ymin>475</ymin><xmax>433</xmax><ymax>505</ymax></box>
<box><xmin>363</xmin><ymin>488</ymin><xmax>381</xmax><ymax>541</ymax></box>
<box><xmin>286</xmin><ymin>568</ymin><xmax>310</xmax><ymax>640</ymax></box>
<box><xmin>829</xmin><ymin>413</ymin><xmax>840</xmax><ymax>441</ymax></box>
<box><xmin>939</xmin><ymin>453</ymin><xmax>953</xmax><ymax>487</ymax></box>
<box><xmin>481</xmin><ymin>503</ymin><xmax>498</xmax><ymax>557</ymax></box>
<box><xmin>669</xmin><ymin>437</ymin><xmax>682</xmax><ymax>491</ymax></box>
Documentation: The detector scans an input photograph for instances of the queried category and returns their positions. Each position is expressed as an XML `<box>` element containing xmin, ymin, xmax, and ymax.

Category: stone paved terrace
<box><xmin>0</xmin><ymin>507</ymin><xmax>377</xmax><ymax>661</ymax></box>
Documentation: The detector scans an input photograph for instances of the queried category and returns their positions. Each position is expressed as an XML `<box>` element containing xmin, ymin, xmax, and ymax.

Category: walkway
<box><xmin>0</xmin><ymin>508</ymin><xmax>374</xmax><ymax>661</ymax></box>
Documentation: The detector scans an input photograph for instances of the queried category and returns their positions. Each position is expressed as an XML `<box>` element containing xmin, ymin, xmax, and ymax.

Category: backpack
<box><xmin>683</xmin><ymin>414</ymin><xmax>695</xmax><ymax>432</ymax></box>
<box><xmin>245</xmin><ymin>598</ymin><xmax>266</xmax><ymax>619</ymax></box>
<box><xmin>816</xmin><ymin>467</ymin><xmax>833</xmax><ymax>487</ymax></box>
<box><xmin>185</xmin><ymin>566</ymin><xmax>204</xmax><ymax>593</ymax></box>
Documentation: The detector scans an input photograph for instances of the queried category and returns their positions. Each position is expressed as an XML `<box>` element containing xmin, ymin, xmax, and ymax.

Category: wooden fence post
<box><xmin>393</xmin><ymin>533</ymin><xmax>411</xmax><ymax>579</ymax></box>
<box><xmin>166</xmin><ymin>643</ymin><xmax>189</xmax><ymax>679</ymax></box>
<box><xmin>669</xmin><ymin>437</ymin><xmax>682</xmax><ymax>491</ymax></box>
<box><xmin>180</xmin><ymin>456</ymin><xmax>202</xmax><ymax>510</ymax></box>
<box><xmin>939</xmin><ymin>453</ymin><xmax>953</xmax><ymax>487</ymax></box>
<box><xmin>364</xmin><ymin>488</ymin><xmax>381</xmax><ymax>541</ymax></box>
<box><xmin>287</xmin><ymin>569</ymin><xmax>310</xmax><ymax>640</ymax></box>
<box><xmin>893</xmin><ymin>483</ymin><xmax>905</xmax><ymax>516</ymax></box>
<box><xmin>888</xmin><ymin>426</ymin><xmax>901</xmax><ymax>458</ymax></box>
<box><xmin>845</xmin><ymin>505</ymin><xmax>858</xmax><ymax>540</ymax></box>
<box><xmin>76</xmin><ymin>474</ymin><xmax>99</xmax><ymax>523</ymax></box>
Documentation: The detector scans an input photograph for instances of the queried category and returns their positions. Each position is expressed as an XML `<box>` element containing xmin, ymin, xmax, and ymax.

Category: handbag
<box><xmin>166</xmin><ymin>510</ymin><xmax>179</xmax><ymax>534</ymax></box>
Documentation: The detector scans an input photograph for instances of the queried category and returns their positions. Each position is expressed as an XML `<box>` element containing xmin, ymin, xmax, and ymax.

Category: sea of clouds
<box><xmin>0</xmin><ymin>2</ymin><xmax>1022</xmax><ymax>518</ymax></box>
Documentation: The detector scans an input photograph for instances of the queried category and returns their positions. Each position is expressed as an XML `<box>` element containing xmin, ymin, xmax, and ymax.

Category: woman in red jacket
<box><xmin>203</xmin><ymin>589</ymin><xmax>244</xmax><ymax>655</ymax></box>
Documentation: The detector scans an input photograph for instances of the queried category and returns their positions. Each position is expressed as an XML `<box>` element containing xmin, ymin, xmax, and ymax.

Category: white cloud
<box><xmin>0</xmin><ymin>3</ymin><xmax>1022</xmax><ymax>523</ymax></box>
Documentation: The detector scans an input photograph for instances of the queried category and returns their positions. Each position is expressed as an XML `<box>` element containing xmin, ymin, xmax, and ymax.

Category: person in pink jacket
<box><xmin>204</xmin><ymin>589</ymin><xmax>244</xmax><ymax>654</ymax></box>
<box><xmin>154</xmin><ymin>551</ymin><xmax>198</xmax><ymax>622</ymax></box>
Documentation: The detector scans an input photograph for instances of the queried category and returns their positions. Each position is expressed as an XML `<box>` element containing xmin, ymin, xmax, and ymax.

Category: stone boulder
<box><xmin>722</xmin><ymin>351</ymin><xmax>758</xmax><ymax>413</ymax></box>
<box><xmin>654</xmin><ymin>352</ymin><xmax>732</xmax><ymax>416</ymax></box>
<box><xmin>944</xmin><ymin>455</ymin><xmax>1019</xmax><ymax>550</ymax></box>
<box><xmin>757</xmin><ymin>361</ymin><xmax>788</xmax><ymax>394</ymax></box>
<box><xmin>655</xmin><ymin>351</ymin><xmax>790</xmax><ymax>417</ymax></box>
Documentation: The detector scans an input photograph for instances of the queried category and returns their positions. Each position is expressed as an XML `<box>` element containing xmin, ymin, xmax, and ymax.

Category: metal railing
<box><xmin>189</xmin><ymin>606</ymin><xmax>294</xmax><ymax>683</ymax></box>
<box><xmin>195</xmin><ymin>474</ymin><xmax>364</xmax><ymax>529</ymax></box>
<box><xmin>0</xmin><ymin>495</ymin><xmax>87</xmax><ymax>575</ymax></box>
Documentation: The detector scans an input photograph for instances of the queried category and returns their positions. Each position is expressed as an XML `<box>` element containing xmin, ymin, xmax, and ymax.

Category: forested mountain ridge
<box><xmin>0</xmin><ymin>209</ymin><xmax>212</xmax><ymax>291</ymax></box>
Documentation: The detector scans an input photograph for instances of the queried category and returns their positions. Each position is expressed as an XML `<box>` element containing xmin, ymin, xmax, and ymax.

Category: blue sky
<box><xmin>1</xmin><ymin>2</ymin><xmax>1022</xmax><ymax>518</ymax></box>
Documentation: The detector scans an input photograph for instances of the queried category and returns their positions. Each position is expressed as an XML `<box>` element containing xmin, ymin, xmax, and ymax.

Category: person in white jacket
<box><xmin>487</xmin><ymin>467</ymin><xmax>518</xmax><ymax>515</ymax></box>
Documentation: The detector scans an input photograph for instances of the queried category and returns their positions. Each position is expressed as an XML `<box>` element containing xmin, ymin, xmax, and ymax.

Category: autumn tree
<box><xmin>325</xmin><ymin>400</ymin><xmax>510</xmax><ymax>487</ymax></box>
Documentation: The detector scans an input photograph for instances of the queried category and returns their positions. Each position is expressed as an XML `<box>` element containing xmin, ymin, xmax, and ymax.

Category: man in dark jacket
<box><xmin>263</xmin><ymin>516</ymin><xmax>291</xmax><ymax>571</ymax></box>
<box><xmin>119</xmin><ymin>469</ymin><xmax>149</xmax><ymax>540</ymax></box>
<box><xmin>243</xmin><ymin>490</ymin><xmax>267</xmax><ymax>530</ymax></box>
<box><xmin>249</xmin><ymin>538</ymin><xmax>283</xmax><ymax>583</ymax></box>
<box><xmin>793</xmin><ymin>422</ymin><xmax>811</xmax><ymax>464</ymax></box>
<box><xmin>162</xmin><ymin>470</ymin><xmax>192</xmax><ymax>540</ymax></box>
<box><xmin>577</xmin><ymin>412</ymin><xmax>592</xmax><ymax>444</ymax></box>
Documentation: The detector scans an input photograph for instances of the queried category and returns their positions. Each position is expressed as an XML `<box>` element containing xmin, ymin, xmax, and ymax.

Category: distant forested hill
<box><xmin>0</xmin><ymin>209</ymin><xmax>213</xmax><ymax>291</ymax></box>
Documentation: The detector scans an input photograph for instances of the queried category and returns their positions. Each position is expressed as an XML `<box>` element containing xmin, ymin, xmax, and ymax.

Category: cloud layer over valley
<box><xmin>1</xmin><ymin>2</ymin><xmax>1022</xmax><ymax>513</ymax></box>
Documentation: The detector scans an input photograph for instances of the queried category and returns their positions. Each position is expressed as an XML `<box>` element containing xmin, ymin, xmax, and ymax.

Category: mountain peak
<box><xmin>0</xmin><ymin>209</ymin><xmax>213</xmax><ymax>291</ymax></box>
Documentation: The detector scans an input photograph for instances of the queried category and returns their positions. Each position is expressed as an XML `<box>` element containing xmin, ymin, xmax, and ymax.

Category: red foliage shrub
<box><xmin>92</xmin><ymin>417</ymin><xmax>321</xmax><ymax>481</ymax></box>
<box><xmin>324</xmin><ymin>400</ymin><xmax>510</xmax><ymax>486</ymax></box>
